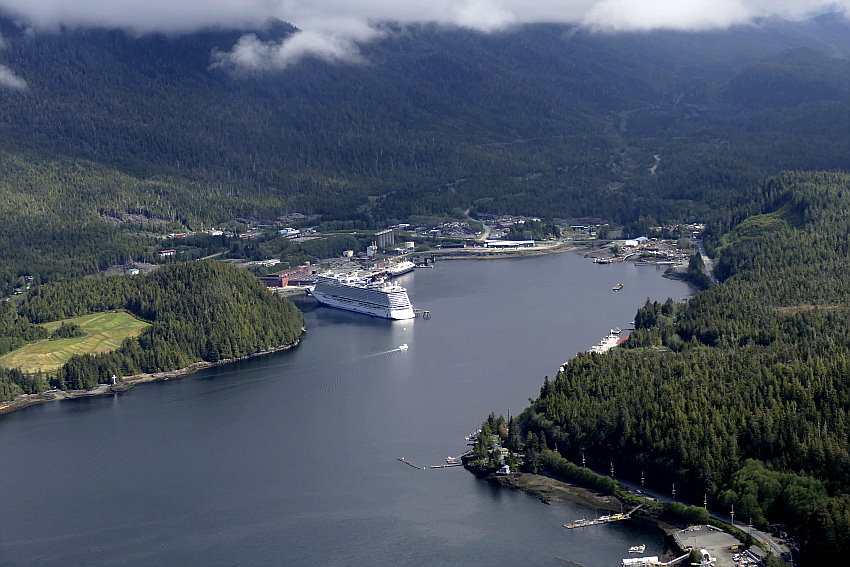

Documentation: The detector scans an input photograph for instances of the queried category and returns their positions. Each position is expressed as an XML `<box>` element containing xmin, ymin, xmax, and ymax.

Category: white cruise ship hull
<box><xmin>311</xmin><ymin>279</ymin><xmax>415</xmax><ymax>320</ymax></box>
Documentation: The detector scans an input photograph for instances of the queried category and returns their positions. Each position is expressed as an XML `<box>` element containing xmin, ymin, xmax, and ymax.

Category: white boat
<box><xmin>629</xmin><ymin>544</ymin><xmax>646</xmax><ymax>553</ymax></box>
<box><xmin>446</xmin><ymin>456</ymin><xmax>458</xmax><ymax>464</ymax></box>
<box><xmin>386</xmin><ymin>260</ymin><xmax>415</xmax><ymax>277</ymax></box>
<box><xmin>588</xmin><ymin>329</ymin><xmax>623</xmax><ymax>353</ymax></box>
<box><xmin>398</xmin><ymin>344</ymin><xmax>409</xmax><ymax>351</ymax></box>
<box><xmin>311</xmin><ymin>273</ymin><xmax>415</xmax><ymax>319</ymax></box>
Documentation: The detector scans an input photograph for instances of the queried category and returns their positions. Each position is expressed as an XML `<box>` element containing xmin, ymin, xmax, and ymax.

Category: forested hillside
<box><xmin>4</xmin><ymin>14</ymin><xmax>850</xmax><ymax>290</ymax></box>
<box><xmin>0</xmin><ymin>261</ymin><xmax>304</xmax><ymax>399</ymax></box>
<box><xmin>522</xmin><ymin>171</ymin><xmax>850</xmax><ymax>564</ymax></box>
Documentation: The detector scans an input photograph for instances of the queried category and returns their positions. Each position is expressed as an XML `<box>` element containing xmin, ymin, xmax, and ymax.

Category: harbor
<box><xmin>0</xmin><ymin>253</ymin><xmax>696</xmax><ymax>566</ymax></box>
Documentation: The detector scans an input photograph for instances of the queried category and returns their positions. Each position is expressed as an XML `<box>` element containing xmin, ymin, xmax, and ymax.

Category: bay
<box><xmin>0</xmin><ymin>253</ymin><xmax>692</xmax><ymax>566</ymax></box>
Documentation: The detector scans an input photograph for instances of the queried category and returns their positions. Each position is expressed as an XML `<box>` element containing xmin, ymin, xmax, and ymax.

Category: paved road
<box><xmin>693</xmin><ymin>239</ymin><xmax>718</xmax><ymax>284</ymax></box>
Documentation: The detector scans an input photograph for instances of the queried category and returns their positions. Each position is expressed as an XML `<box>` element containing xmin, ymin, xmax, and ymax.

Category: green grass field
<box><xmin>0</xmin><ymin>311</ymin><xmax>150</xmax><ymax>373</ymax></box>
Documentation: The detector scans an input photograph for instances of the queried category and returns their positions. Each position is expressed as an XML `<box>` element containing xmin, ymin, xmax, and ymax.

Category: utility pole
<box><xmin>640</xmin><ymin>471</ymin><xmax>645</xmax><ymax>487</ymax></box>
<box><xmin>731</xmin><ymin>504</ymin><xmax>735</xmax><ymax>526</ymax></box>
<box><xmin>582</xmin><ymin>452</ymin><xmax>585</xmax><ymax>468</ymax></box>
<box><xmin>704</xmin><ymin>494</ymin><xmax>708</xmax><ymax>510</ymax></box>
<box><xmin>610</xmin><ymin>462</ymin><xmax>614</xmax><ymax>478</ymax></box>
<box><xmin>672</xmin><ymin>483</ymin><xmax>676</xmax><ymax>499</ymax></box>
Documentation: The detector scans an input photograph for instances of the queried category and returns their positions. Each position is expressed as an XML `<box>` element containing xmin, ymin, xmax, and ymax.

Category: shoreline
<box><xmin>0</xmin><ymin>340</ymin><xmax>301</xmax><ymax>417</ymax></box>
<box><xmin>483</xmin><ymin>470</ymin><xmax>681</xmax><ymax>536</ymax></box>
<box><xmin>420</xmin><ymin>241</ymin><xmax>691</xmax><ymax>281</ymax></box>
<box><xmin>419</xmin><ymin>241</ymin><xmax>590</xmax><ymax>260</ymax></box>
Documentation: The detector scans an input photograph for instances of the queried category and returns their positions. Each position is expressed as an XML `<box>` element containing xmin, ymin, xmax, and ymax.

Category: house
<box><xmin>159</xmin><ymin>249</ymin><xmax>176</xmax><ymax>257</ymax></box>
<box><xmin>497</xmin><ymin>465</ymin><xmax>511</xmax><ymax>475</ymax></box>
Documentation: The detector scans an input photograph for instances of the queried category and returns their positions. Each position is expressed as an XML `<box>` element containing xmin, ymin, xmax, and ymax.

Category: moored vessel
<box><xmin>588</xmin><ymin>329</ymin><xmax>622</xmax><ymax>354</ymax></box>
<box><xmin>310</xmin><ymin>273</ymin><xmax>415</xmax><ymax>319</ymax></box>
<box><xmin>386</xmin><ymin>260</ymin><xmax>416</xmax><ymax>277</ymax></box>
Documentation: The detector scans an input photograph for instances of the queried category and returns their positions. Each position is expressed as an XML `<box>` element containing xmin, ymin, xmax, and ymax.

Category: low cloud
<box><xmin>451</xmin><ymin>0</ymin><xmax>517</xmax><ymax>33</ymax></box>
<box><xmin>0</xmin><ymin>63</ymin><xmax>27</xmax><ymax>90</ymax></box>
<box><xmin>212</xmin><ymin>17</ymin><xmax>383</xmax><ymax>70</ymax></box>
<box><xmin>0</xmin><ymin>0</ymin><xmax>848</xmax><ymax>71</ymax></box>
<box><xmin>582</xmin><ymin>0</ymin><xmax>843</xmax><ymax>31</ymax></box>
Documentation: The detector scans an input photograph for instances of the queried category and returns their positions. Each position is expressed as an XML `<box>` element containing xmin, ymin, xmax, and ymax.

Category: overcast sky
<box><xmin>0</xmin><ymin>0</ymin><xmax>848</xmax><ymax>78</ymax></box>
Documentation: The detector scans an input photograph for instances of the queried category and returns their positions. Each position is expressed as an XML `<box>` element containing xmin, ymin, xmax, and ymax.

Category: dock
<box><xmin>397</xmin><ymin>457</ymin><xmax>423</xmax><ymax>470</ymax></box>
<box><xmin>413</xmin><ymin>309</ymin><xmax>431</xmax><ymax>319</ymax></box>
<box><xmin>564</xmin><ymin>505</ymin><xmax>643</xmax><ymax>529</ymax></box>
<box><xmin>398</xmin><ymin>450</ymin><xmax>471</xmax><ymax>470</ymax></box>
<box><xmin>622</xmin><ymin>553</ymin><xmax>690</xmax><ymax>567</ymax></box>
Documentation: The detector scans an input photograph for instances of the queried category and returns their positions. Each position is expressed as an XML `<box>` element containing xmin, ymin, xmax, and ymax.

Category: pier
<box><xmin>622</xmin><ymin>553</ymin><xmax>690</xmax><ymax>567</ymax></box>
<box><xmin>563</xmin><ymin>505</ymin><xmax>643</xmax><ymax>529</ymax></box>
<box><xmin>397</xmin><ymin>457</ymin><xmax>423</xmax><ymax>470</ymax></box>
<box><xmin>398</xmin><ymin>449</ymin><xmax>471</xmax><ymax>470</ymax></box>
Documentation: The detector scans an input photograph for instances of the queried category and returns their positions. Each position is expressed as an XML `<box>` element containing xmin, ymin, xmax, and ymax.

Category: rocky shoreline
<box><xmin>0</xmin><ymin>340</ymin><xmax>300</xmax><ymax>416</ymax></box>
<box><xmin>474</xmin><ymin>468</ymin><xmax>681</xmax><ymax>537</ymax></box>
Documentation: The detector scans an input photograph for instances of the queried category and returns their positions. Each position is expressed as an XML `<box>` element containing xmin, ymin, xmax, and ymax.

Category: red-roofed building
<box><xmin>259</xmin><ymin>266</ymin><xmax>314</xmax><ymax>288</ymax></box>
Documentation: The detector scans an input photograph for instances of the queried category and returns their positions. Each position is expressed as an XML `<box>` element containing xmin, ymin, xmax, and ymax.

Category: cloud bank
<box><xmin>0</xmin><ymin>0</ymin><xmax>847</xmax><ymax>71</ymax></box>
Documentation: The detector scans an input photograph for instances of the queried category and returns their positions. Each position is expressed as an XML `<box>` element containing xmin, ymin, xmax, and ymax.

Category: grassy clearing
<box><xmin>0</xmin><ymin>311</ymin><xmax>149</xmax><ymax>373</ymax></box>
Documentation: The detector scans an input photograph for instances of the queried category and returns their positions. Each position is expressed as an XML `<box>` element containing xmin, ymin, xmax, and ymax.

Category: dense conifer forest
<box><xmin>0</xmin><ymin>261</ymin><xmax>304</xmax><ymax>400</ymax></box>
<box><xmin>5</xmin><ymin>15</ymin><xmax>850</xmax><ymax>291</ymax></box>
<box><xmin>518</xmin><ymin>171</ymin><xmax>850</xmax><ymax>563</ymax></box>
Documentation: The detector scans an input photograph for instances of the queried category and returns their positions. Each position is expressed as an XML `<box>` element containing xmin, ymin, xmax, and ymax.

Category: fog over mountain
<box><xmin>0</xmin><ymin>0</ymin><xmax>848</xmax><ymax>70</ymax></box>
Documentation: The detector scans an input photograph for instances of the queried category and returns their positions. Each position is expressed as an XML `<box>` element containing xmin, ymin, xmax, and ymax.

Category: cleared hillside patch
<box><xmin>0</xmin><ymin>311</ymin><xmax>149</xmax><ymax>373</ymax></box>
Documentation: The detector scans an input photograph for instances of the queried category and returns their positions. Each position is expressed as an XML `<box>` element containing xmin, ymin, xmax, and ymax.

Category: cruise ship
<box><xmin>310</xmin><ymin>273</ymin><xmax>415</xmax><ymax>319</ymax></box>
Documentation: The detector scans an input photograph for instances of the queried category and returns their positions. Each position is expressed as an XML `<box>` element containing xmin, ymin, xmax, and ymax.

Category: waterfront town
<box><xmin>111</xmin><ymin>214</ymin><xmax>702</xmax><ymax>299</ymax></box>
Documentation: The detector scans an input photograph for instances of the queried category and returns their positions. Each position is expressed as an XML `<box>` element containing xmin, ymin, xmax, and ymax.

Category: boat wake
<box><xmin>303</xmin><ymin>345</ymin><xmax>410</xmax><ymax>402</ymax></box>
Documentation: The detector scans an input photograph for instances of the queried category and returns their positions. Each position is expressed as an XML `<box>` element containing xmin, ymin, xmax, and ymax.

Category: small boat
<box><xmin>629</xmin><ymin>544</ymin><xmax>646</xmax><ymax>553</ymax></box>
<box><xmin>612</xmin><ymin>283</ymin><xmax>624</xmax><ymax>291</ymax></box>
<box><xmin>446</xmin><ymin>456</ymin><xmax>458</xmax><ymax>464</ymax></box>
<box><xmin>398</xmin><ymin>344</ymin><xmax>409</xmax><ymax>351</ymax></box>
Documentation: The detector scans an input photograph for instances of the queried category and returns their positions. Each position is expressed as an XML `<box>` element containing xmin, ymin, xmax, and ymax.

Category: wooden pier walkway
<box><xmin>397</xmin><ymin>457</ymin><xmax>423</xmax><ymax>470</ymax></box>
<box><xmin>398</xmin><ymin>450</ymin><xmax>470</xmax><ymax>470</ymax></box>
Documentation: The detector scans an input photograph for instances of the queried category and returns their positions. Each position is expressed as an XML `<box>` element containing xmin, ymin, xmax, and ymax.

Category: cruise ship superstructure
<box><xmin>310</xmin><ymin>273</ymin><xmax>415</xmax><ymax>319</ymax></box>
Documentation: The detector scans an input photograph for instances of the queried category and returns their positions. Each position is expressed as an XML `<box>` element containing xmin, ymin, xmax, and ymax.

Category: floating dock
<box><xmin>564</xmin><ymin>505</ymin><xmax>643</xmax><ymax>529</ymax></box>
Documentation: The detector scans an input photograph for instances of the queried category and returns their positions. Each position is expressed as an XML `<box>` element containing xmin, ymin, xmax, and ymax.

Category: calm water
<box><xmin>0</xmin><ymin>253</ymin><xmax>691</xmax><ymax>566</ymax></box>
